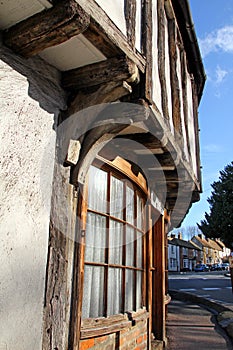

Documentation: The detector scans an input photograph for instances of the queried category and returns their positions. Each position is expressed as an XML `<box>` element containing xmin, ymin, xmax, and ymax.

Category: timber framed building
<box><xmin>0</xmin><ymin>0</ymin><xmax>205</xmax><ymax>349</ymax></box>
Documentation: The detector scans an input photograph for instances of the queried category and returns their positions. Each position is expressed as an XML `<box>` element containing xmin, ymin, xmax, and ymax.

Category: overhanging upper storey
<box><xmin>0</xmin><ymin>0</ymin><xmax>206</xmax><ymax>227</ymax></box>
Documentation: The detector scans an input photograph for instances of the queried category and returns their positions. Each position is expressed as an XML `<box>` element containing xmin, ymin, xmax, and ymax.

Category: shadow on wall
<box><xmin>0</xmin><ymin>36</ymin><xmax>67</xmax><ymax>116</ymax></box>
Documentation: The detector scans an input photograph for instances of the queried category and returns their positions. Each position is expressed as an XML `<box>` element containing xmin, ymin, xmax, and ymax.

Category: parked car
<box><xmin>194</xmin><ymin>263</ymin><xmax>209</xmax><ymax>272</ymax></box>
<box><xmin>210</xmin><ymin>263</ymin><xmax>222</xmax><ymax>271</ymax></box>
<box><xmin>221</xmin><ymin>263</ymin><xmax>230</xmax><ymax>271</ymax></box>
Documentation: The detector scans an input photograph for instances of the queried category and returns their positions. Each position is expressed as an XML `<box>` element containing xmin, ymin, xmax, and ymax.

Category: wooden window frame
<box><xmin>81</xmin><ymin>158</ymin><xmax>148</xmax><ymax>321</ymax></box>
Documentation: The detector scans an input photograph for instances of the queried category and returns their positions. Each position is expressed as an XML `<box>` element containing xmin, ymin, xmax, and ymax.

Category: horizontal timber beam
<box><xmin>76</xmin><ymin>0</ymin><xmax>146</xmax><ymax>72</ymax></box>
<box><xmin>3</xmin><ymin>0</ymin><xmax>90</xmax><ymax>57</ymax></box>
<box><xmin>62</xmin><ymin>56</ymin><xmax>139</xmax><ymax>90</ymax></box>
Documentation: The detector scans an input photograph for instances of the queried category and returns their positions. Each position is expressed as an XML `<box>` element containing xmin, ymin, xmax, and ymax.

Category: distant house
<box><xmin>168</xmin><ymin>233</ymin><xmax>202</xmax><ymax>271</ymax></box>
<box><xmin>191</xmin><ymin>234</ymin><xmax>223</xmax><ymax>264</ymax></box>
<box><xmin>206</xmin><ymin>238</ymin><xmax>223</xmax><ymax>264</ymax></box>
<box><xmin>216</xmin><ymin>239</ymin><xmax>231</xmax><ymax>261</ymax></box>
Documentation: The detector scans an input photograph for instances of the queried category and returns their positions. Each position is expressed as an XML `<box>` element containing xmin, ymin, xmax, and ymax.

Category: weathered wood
<box><xmin>157</xmin><ymin>0</ymin><xmax>169</xmax><ymax>119</ymax></box>
<box><xmin>42</xmin><ymin>223</ymin><xmax>70</xmax><ymax>350</ymax></box>
<box><xmin>149</xmin><ymin>169</ymin><xmax>180</xmax><ymax>182</ymax></box>
<box><xmin>116</xmin><ymin>132</ymin><xmax>168</xmax><ymax>149</ymax></box>
<box><xmin>70</xmin><ymin>185</ymin><xmax>87</xmax><ymax>350</ymax></box>
<box><xmin>66</xmin><ymin>80</ymin><xmax>132</xmax><ymax>116</ymax></box>
<box><xmin>191</xmin><ymin>73</ymin><xmax>202</xmax><ymax>185</ymax></box>
<box><xmin>62</xmin><ymin>57</ymin><xmax>139</xmax><ymax>90</ymax></box>
<box><xmin>168</xmin><ymin>18</ymin><xmax>182</xmax><ymax>135</ymax></box>
<box><xmin>80</xmin><ymin>320</ymin><xmax>131</xmax><ymax>339</ymax></box>
<box><xmin>3</xmin><ymin>0</ymin><xmax>90</xmax><ymax>57</ymax></box>
<box><xmin>125</xmin><ymin>0</ymin><xmax>137</xmax><ymax>47</ymax></box>
<box><xmin>77</xmin><ymin>0</ymin><xmax>146</xmax><ymax>73</ymax></box>
<box><xmin>152</xmin><ymin>215</ymin><xmax>166</xmax><ymax>341</ymax></box>
<box><xmin>84</xmin><ymin>22</ymin><xmax>120</xmax><ymax>58</ymax></box>
<box><xmin>141</xmin><ymin>0</ymin><xmax>153</xmax><ymax>102</ymax></box>
<box><xmin>81</xmin><ymin>314</ymin><xmax>128</xmax><ymax>328</ymax></box>
<box><xmin>180</xmin><ymin>45</ymin><xmax>191</xmax><ymax>159</ymax></box>
<box><xmin>147</xmin><ymin>214</ymin><xmax>153</xmax><ymax>334</ymax></box>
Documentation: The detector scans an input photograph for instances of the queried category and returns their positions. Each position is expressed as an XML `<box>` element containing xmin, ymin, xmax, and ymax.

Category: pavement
<box><xmin>166</xmin><ymin>289</ymin><xmax>233</xmax><ymax>350</ymax></box>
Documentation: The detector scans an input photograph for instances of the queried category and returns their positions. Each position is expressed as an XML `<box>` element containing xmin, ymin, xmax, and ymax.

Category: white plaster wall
<box><xmin>186</xmin><ymin>74</ymin><xmax>197</xmax><ymax>176</ymax></box>
<box><xmin>152</xmin><ymin>0</ymin><xmax>162</xmax><ymax>114</ymax></box>
<box><xmin>0</xmin><ymin>59</ymin><xmax>57</xmax><ymax>350</ymax></box>
<box><xmin>95</xmin><ymin>0</ymin><xmax>127</xmax><ymax>35</ymax></box>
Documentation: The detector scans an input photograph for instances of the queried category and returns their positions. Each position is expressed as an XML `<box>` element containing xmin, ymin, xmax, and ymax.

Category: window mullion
<box><xmin>133</xmin><ymin>189</ymin><xmax>137</xmax><ymax>310</ymax></box>
<box><xmin>104</xmin><ymin>171</ymin><xmax>111</xmax><ymax>316</ymax></box>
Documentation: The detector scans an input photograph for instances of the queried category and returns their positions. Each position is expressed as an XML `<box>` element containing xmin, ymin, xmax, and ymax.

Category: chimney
<box><xmin>178</xmin><ymin>232</ymin><xmax>182</xmax><ymax>240</ymax></box>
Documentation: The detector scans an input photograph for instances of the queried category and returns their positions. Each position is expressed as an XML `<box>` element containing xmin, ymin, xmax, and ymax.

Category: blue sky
<box><xmin>178</xmin><ymin>0</ymin><xmax>233</xmax><ymax>232</ymax></box>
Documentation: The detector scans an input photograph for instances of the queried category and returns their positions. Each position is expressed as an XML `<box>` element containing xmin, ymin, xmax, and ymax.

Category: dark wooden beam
<box><xmin>149</xmin><ymin>169</ymin><xmax>180</xmax><ymax>182</ymax></box>
<box><xmin>62</xmin><ymin>56</ymin><xmax>139</xmax><ymax>90</ymax></box>
<box><xmin>157</xmin><ymin>0</ymin><xmax>169</xmax><ymax>120</ymax></box>
<box><xmin>65</xmin><ymin>80</ymin><xmax>132</xmax><ymax>116</ymax></box>
<box><xmin>180</xmin><ymin>43</ymin><xmax>191</xmax><ymax>159</ymax></box>
<box><xmin>84</xmin><ymin>22</ymin><xmax>120</xmax><ymax>58</ymax></box>
<box><xmin>125</xmin><ymin>0</ymin><xmax>137</xmax><ymax>47</ymax></box>
<box><xmin>3</xmin><ymin>0</ymin><xmax>90</xmax><ymax>57</ymax></box>
<box><xmin>116</xmin><ymin>132</ymin><xmax>167</xmax><ymax>149</ymax></box>
<box><xmin>77</xmin><ymin>0</ymin><xmax>146</xmax><ymax>73</ymax></box>
<box><xmin>141</xmin><ymin>0</ymin><xmax>153</xmax><ymax>102</ymax></box>
<box><xmin>168</xmin><ymin>18</ymin><xmax>182</xmax><ymax>135</ymax></box>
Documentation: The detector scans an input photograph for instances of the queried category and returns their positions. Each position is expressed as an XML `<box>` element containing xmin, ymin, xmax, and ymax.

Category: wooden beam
<box><xmin>77</xmin><ymin>0</ymin><xmax>146</xmax><ymax>73</ymax></box>
<box><xmin>3</xmin><ymin>0</ymin><xmax>90</xmax><ymax>57</ymax></box>
<box><xmin>125</xmin><ymin>0</ymin><xmax>137</xmax><ymax>47</ymax></box>
<box><xmin>141</xmin><ymin>0</ymin><xmax>153</xmax><ymax>102</ymax></box>
<box><xmin>84</xmin><ymin>22</ymin><xmax>120</xmax><ymax>58</ymax></box>
<box><xmin>152</xmin><ymin>215</ymin><xmax>166</xmax><ymax>341</ymax></box>
<box><xmin>157</xmin><ymin>0</ymin><xmax>169</xmax><ymax>120</ymax></box>
<box><xmin>62</xmin><ymin>57</ymin><xmax>139</xmax><ymax>90</ymax></box>
<box><xmin>65</xmin><ymin>80</ymin><xmax>132</xmax><ymax>116</ymax></box>
<box><xmin>167</xmin><ymin>18</ymin><xmax>182</xmax><ymax>135</ymax></box>
<box><xmin>117</xmin><ymin>132</ymin><xmax>167</xmax><ymax>149</ymax></box>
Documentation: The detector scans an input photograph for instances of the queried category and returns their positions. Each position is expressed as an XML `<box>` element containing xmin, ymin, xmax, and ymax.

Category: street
<box><xmin>168</xmin><ymin>271</ymin><xmax>233</xmax><ymax>307</ymax></box>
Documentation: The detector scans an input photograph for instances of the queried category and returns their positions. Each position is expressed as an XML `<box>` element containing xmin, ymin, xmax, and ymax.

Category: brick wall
<box><xmin>80</xmin><ymin>310</ymin><xmax>149</xmax><ymax>350</ymax></box>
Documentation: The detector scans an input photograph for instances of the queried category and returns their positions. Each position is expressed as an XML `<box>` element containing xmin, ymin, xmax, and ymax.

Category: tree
<box><xmin>198</xmin><ymin>161</ymin><xmax>233</xmax><ymax>248</ymax></box>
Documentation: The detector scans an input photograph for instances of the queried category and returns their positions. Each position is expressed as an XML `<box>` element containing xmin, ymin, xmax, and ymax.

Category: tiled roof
<box><xmin>189</xmin><ymin>240</ymin><xmax>202</xmax><ymax>251</ymax></box>
<box><xmin>192</xmin><ymin>235</ymin><xmax>210</xmax><ymax>248</ymax></box>
<box><xmin>169</xmin><ymin>238</ymin><xmax>200</xmax><ymax>249</ymax></box>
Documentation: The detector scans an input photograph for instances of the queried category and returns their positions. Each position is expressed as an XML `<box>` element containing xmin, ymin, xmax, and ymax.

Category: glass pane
<box><xmin>136</xmin><ymin>231</ymin><xmax>143</xmax><ymax>268</ymax></box>
<box><xmin>110</xmin><ymin>176</ymin><xmax>124</xmax><ymax>219</ymax></box>
<box><xmin>137</xmin><ymin>194</ymin><xmax>144</xmax><ymax>230</ymax></box>
<box><xmin>126</xmin><ymin>185</ymin><xmax>134</xmax><ymax>225</ymax></box>
<box><xmin>109</xmin><ymin>220</ymin><xmax>123</xmax><ymax>265</ymax></box>
<box><xmin>85</xmin><ymin>212</ymin><xmax>106</xmax><ymax>263</ymax></box>
<box><xmin>125</xmin><ymin>269</ymin><xmax>134</xmax><ymax>312</ymax></box>
<box><xmin>126</xmin><ymin>226</ymin><xmax>135</xmax><ymax>267</ymax></box>
<box><xmin>136</xmin><ymin>271</ymin><xmax>142</xmax><ymax>310</ymax></box>
<box><xmin>107</xmin><ymin>268</ymin><xmax>122</xmax><ymax>316</ymax></box>
<box><xmin>82</xmin><ymin>265</ymin><xmax>105</xmax><ymax>318</ymax></box>
<box><xmin>88</xmin><ymin>165</ymin><xmax>107</xmax><ymax>213</ymax></box>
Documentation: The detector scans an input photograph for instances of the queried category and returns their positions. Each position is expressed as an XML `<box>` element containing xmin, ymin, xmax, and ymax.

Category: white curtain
<box><xmin>88</xmin><ymin>165</ymin><xmax>107</xmax><ymax>213</ymax></box>
<box><xmin>82</xmin><ymin>265</ymin><xmax>105</xmax><ymax>318</ymax></box>
<box><xmin>109</xmin><ymin>219</ymin><xmax>123</xmax><ymax>265</ymax></box>
<box><xmin>107</xmin><ymin>268</ymin><xmax>122</xmax><ymax>315</ymax></box>
<box><xmin>110</xmin><ymin>175</ymin><xmax>124</xmax><ymax>219</ymax></box>
<box><xmin>85</xmin><ymin>212</ymin><xmax>106</xmax><ymax>263</ymax></box>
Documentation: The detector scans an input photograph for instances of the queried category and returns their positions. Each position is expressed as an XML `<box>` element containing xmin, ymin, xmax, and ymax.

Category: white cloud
<box><xmin>215</xmin><ymin>65</ymin><xmax>228</xmax><ymax>84</ymax></box>
<box><xmin>202</xmin><ymin>144</ymin><xmax>222</xmax><ymax>153</ymax></box>
<box><xmin>199</xmin><ymin>25</ymin><xmax>233</xmax><ymax>57</ymax></box>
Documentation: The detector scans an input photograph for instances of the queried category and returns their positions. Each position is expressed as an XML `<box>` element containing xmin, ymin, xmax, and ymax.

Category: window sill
<box><xmin>81</xmin><ymin>308</ymin><xmax>149</xmax><ymax>339</ymax></box>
